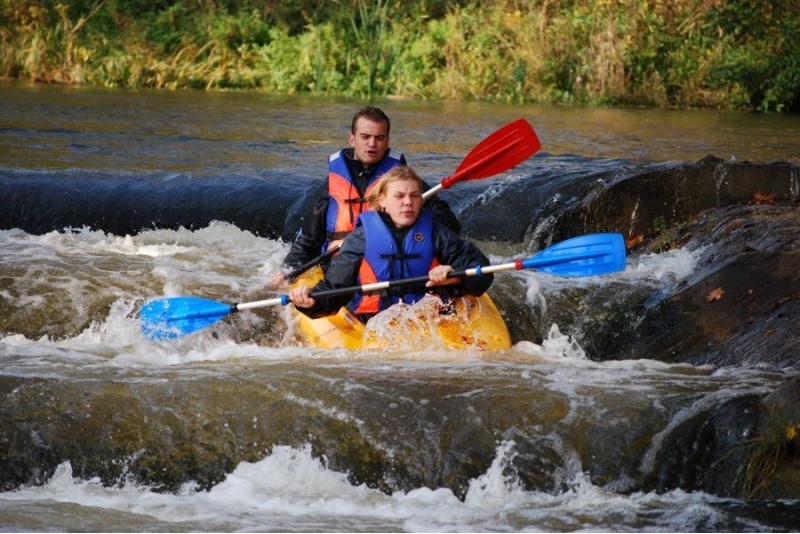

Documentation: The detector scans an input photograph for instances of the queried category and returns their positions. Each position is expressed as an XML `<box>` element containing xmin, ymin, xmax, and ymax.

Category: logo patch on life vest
<box><xmin>414</xmin><ymin>232</ymin><xmax>424</xmax><ymax>242</ymax></box>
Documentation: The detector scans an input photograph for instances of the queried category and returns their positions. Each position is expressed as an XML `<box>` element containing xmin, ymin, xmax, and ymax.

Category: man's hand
<box><xmin>266</xmin><ymin>271</ymin><xmax>287</xmax><ymax>288</ymax></box>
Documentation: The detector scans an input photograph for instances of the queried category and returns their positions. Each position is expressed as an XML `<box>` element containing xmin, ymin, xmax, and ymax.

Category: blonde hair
<box><xmin>366</xmin><ymin>165</ymin><xmax>424</xmax><ymax>210</ymax></box>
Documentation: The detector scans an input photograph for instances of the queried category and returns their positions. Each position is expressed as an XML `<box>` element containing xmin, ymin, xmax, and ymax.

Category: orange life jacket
<box><xmin>324</xmin><ymin>149</ymin><xmax>403</xmax><ymax>252</ymax></box>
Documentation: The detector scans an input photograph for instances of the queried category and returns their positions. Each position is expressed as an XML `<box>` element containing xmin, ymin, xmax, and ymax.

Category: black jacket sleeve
<box><xmin>282</xmin><ymin>180</ymin><xmax>329</xmax><ymax>271</ymax></box>
<box><xmin>421</xmin><ymin>182</ymin><xmax>462</xmax><ymax>235</ymax></box>
<box><xmin>294</xmin><ymin>226</ymin><xmax>367</xmax><ymax>319</ymax></box>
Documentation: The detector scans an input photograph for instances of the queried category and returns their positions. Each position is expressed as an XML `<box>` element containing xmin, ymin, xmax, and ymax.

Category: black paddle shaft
<box><xmin>285</xmin><ymin>247</ymin><xmax>339</xmax><ymax>281</ymax></box>
<box><xmin>306</xmin><ymin>269</ymin><xmax>472</xmax><ymax>300</ymax></box>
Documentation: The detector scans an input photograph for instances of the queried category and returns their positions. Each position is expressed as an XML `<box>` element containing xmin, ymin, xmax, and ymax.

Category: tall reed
<box><xmin>346</xmin><ymin>0</ymin><xmax>395</xmax><ymax>99</ymax></box>
<box><xmin>1</xmin><ymin>0</ymin><xmax>798</xmax><ymax>111</ymax></box>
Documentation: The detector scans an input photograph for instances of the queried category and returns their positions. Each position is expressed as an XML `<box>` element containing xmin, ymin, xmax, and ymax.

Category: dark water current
<box><xmin>1</xmin><ymin>81</ymin><xmax>799</xmax><ymax>532</ymax></box>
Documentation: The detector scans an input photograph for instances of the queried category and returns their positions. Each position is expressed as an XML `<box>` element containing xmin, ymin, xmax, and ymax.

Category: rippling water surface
<box><xmin>1</xmin><ymin>81</ymin><xmax>799</xmax><ymax>532</ymax></box>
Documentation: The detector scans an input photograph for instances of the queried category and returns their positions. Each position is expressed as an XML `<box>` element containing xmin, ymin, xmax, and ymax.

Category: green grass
<box><xmin>2</xmin><ymin>0</ymin><xmax>799</xmax><ymax>111</ymax></box>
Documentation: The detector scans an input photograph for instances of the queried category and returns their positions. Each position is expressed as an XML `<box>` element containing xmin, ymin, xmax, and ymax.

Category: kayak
<box><xmin>290</xmin><ymin>267</ymin><xmax>511</xmax><ymax>351</ymax></box>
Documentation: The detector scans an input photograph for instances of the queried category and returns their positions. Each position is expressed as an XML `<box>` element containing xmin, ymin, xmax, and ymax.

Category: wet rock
<box><xmin>549</xmin><ymin>156</ymin><xmax>800</xmax><ymax>370</ymax></box>
<box><xmin>747</xmin><ymin>376</ymin><xmax>800</xmax><ymax>499</ymax></box>
<box><xmin>549</xmin><ymin>156</ymin><xmax>799</xmax><ymax>242</ymax></box>
<box><xmin>0</xmin><ymin>172</ymin><xmax>295</xmax><ymax>238</ymax></box>
<box><xmin>642</xmin><ymin>394</ymin><xmax>762</xmax><ymax>497</ymax></box>
<box><xmin>601</xmin><ymin>205</ymin><xmax>799</xmax><ymax>369</ymax></box>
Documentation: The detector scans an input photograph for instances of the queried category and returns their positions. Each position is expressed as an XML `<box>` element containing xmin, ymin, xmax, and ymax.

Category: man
<box><xmin>273</xmin><ymin>106</ymin><xmax>461</xmax><ymax>285</ymax></box>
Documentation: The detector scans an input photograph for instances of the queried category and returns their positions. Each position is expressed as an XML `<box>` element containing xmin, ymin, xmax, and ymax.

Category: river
<box><xmin>1</xmin><ymin>81</ymin><xmax>799</xmax><ymax>532</ymax></box>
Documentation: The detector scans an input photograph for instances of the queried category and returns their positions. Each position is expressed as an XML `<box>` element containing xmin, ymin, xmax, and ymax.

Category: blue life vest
<box><xmin>350</xmin><ymin>210</ymin><xmax>439</xmax><ymax>315</ymax></box>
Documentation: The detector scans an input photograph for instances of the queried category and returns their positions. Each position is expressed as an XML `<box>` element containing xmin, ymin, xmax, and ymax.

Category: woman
<box><xmin>289</xmin><ymin>165</ymin><xmax>493</xmax><ymax>323</ymax></box>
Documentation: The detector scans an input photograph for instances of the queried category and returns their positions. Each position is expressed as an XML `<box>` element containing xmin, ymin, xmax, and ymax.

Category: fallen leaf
<box><xmin>706</xmin><ymin>287</ymin><xmax>725</xmax><ymax>302</ymax></box>
<box><xmin>626</xmin><ymin>234</ymin><xmax>644</xmax><ymax>249</ymax></box>
<box><xmin>751</xmin><ymin>191</ymin><xmax>777</xmax><ymax>205</ymax></box>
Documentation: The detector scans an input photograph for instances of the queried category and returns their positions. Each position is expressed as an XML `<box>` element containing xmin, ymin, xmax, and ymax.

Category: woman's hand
<box><xmin>426</xmin><ymin>265</ymin><xmax>457</xmax><ymax>287</ymax></box>
<box><xmin>288</xmin><ymin>285</ymin><xmax>316</xmax><ymax>308</ymax></box>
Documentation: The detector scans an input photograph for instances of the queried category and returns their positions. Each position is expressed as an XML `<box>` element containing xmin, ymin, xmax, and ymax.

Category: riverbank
<box><xmin>3</xmin><ymin>0</ymin><xmax>800</xmax><ymax>111</ymax></box>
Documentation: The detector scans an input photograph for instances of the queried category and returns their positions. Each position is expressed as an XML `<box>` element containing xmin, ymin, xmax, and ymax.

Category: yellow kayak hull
<box><xmin>291</xmin><ymin>268</ymin><xmax>511</xmax><ymax>351</ymax></box>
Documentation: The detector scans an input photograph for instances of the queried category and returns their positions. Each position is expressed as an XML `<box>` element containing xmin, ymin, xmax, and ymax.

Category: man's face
<box><xmin>348</xmin><ymin>118</ymin><xmax>389</xmax><ymax>166</ymax></box>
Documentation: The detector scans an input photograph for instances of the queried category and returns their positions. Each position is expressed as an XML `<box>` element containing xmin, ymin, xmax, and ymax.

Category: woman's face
<box><xmin>378</xmin><ymin>179</ymin><xmax>423</xmax><ymax>228</ymax></box>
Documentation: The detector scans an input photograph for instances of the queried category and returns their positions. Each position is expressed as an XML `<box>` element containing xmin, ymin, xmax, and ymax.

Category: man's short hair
<box><xmin>351</xmin><ymin>106</ymin><xmax>391</xmax><ymax>135</ymax></box>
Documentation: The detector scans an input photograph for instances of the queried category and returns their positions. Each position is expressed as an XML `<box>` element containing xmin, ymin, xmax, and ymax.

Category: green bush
<box><xmin>1</xmin><ymin>0</ymin><xmax>799</xmax><ymax>111</ymax></box>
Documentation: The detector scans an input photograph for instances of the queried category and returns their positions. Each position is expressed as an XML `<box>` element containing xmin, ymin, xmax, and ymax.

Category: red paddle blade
<box><xmin>440</xmin><ymin>118</ymin><xmax>541</xmax><ymax>189</ymax></box>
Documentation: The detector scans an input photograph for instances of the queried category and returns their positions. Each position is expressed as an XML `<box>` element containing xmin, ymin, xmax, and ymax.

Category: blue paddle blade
<box><xmin>523</xmin><ymin>233</ymin><xmax>626</xmax><ymax>277</ymax></box>
<box><xmin>140</xmin><ymin>296</ymin><xmax>233</xmax><ymax>340</ymax></box>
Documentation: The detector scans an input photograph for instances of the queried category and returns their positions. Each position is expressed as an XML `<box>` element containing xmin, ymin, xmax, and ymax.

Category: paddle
<box><xmin>141</xmin><ymin>232</ymin><xmax>625</xmax><ymax>340</ymax></box>
<box><xmin>284</xmin><ymin>118</ymin><xmax>541</xmax><ymax>281</ymax></box>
